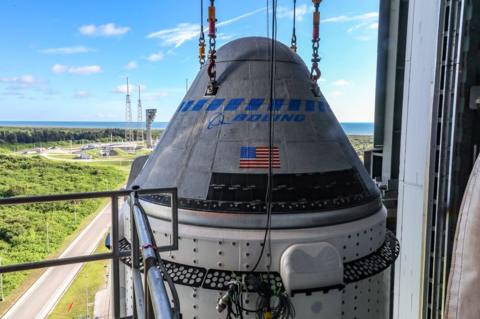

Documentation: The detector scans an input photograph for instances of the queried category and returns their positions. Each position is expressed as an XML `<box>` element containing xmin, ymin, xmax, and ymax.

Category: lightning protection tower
<box><xmin>136</xmin><ymin>86</ymin><xmax>144</xmax><ymax>143</ymax></box>
<box><xmin>145</xmin><ymin>109</ymin><xmax>157</xmax><ymax>149</ymax></box>
<box><xmin>124</xmin><ymin>78</ymin><xmax>133</xmax><ymax>142</ymax></box>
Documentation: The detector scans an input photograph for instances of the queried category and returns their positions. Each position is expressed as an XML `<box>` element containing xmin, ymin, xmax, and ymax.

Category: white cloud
<box><xmin>52</xmin><ymin>64</ymin><xmax>67</xmax><ymax>73</ymax></box>
<box><xmin>147</xmin><ymin>23</ymin><xmax>200</xmax><ymax>48</ymax></box>
<box><xmin>217</xmin><ymin>7</ymin><xmax>266</xmax><ymax>27</ymax></box>
<box><xmin>322</xmin><ymin>12</ymin><xmax>379</xmax><ymax>24</ymax></box>
<box><xmin>39</xmin><ymin>46</ymin><xmax>93</xmax><ymax>54</ymax></box>
<box><xmin>125</xmin><ymin>61</ymin><xmax>138</xmax><ymax>70</ymax></box>
<box><xmin>79</xmin><ymin>23</ymin><xmax>130</xmax><ymax>37</ymax></box>
<box><xmin>112</xmin><ymin>83</ymin><xmax>145</xmax><ymax>94</ymax></box>
<box><xmin>52</xmin><ymin>64</ymin><xmax>102</xmax><ymax>75</ymax></box>
<box><xmin>147</xmin><ymin>51</ymin><xmax>164</xmax><ymax>62</ymax></box>
<box><xmin>277</xmin><ymin>4</ymin><xmax>308</xmax><ymax>22</ymax></box>
<box><xmin>0</xmin><ymin>74</ymin><xmax>37</xmax><ymax>85</ymax></box>
<box><xmin>0</xmin><ymin>75</ymin><xmax>39</xmax><ymax>96</ymax></box>
<box><xmin>216</xmin><ymin>33</ymin><xmax>234</xmax><ymax>41</ymax></box>
<box><xmin>147</xmin><ymin>7</ymin><xmax>265</xmax><ymax>48</ymax></box>
<box><xmin>324</xmin><ymin>12</ymin><xmax>378</xmax><ymax>41</ymax></box>
<box><xmin>112</xmin><ymin>84</ymin><xmax>130</xmax><ymax>94</ymax></box>
<box><xmin>0</xmin><ymin>74</ymin><xmax>38</xmax><ymax>94</ymax></box>
<box><xmin>73</xmin><ymin>90</ymin><xmax>90</xmax><ymax>98</ymax></box>
<box><xmin>0</xmin><ymin>74</ymin><xmax>52</xmax><ymax>95</ymax></box>
<box><xmin>69</xmin><ymin>65</ymin><xmax>102</xmax><ymax>75</ymax></box>
<box><xmin>333</xmin><ymin>79</ymin><xmax>351</xmax><ymax>86</ymax></box>
<box><xmin>348</xmin><ymin>21</ymin><xmax>379</xmax><ymax>33</ymax></box>
<box><xmin>2</xmin><ymin>90</ymin><xmax>26</xmax><ymax>98</ymax></box>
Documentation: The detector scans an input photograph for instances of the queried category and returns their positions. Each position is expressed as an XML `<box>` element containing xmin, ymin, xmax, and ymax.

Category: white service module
<box><xmin>118</xmin><ymin>37</ymin><xmax>399</xmax><ymax>319</ymax></box>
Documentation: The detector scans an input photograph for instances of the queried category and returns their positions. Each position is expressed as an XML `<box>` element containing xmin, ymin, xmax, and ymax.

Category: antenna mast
<box><xmin>136</xmin><ymin>85</ymin><xmax>144</xmax><ymax>143</ymax></box>
<box><xmin>125</xmin><ymin>77</ymin><xmax>133</xmax><ymax>142</ymax></box>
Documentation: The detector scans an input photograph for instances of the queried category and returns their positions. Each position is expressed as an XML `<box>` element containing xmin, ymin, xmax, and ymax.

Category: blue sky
<box><xmin>0</xmin><ymin>0</ymin><xmax>379</xmax><ymax>122</ymax></box>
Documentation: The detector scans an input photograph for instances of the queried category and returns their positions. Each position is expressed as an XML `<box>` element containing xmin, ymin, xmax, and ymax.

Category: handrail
<box><xmin>147</xmin><ymin>267</ymin><xmax>173</xmax><ymax>318</ymax></box>
<box><xmin>0</xmin><ymin>187</ymin><xmax>178</xmax><ymax>319</ymax></box>
<box><xmin>0</xmin><ymin>187</ymin><xmax>177</xmax><ymax>205</ymax></box>
<box><xmin>130</xmin><ymin>188</ymin><xmax>179</xmax><ymax>319</ymax></box>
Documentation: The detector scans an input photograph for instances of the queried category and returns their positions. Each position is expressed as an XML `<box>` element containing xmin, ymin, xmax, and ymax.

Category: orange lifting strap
<box><xmin>198</xmin><ymin>0</ymin><xmax>206</xmax><ymax>66</ymax></box>
<box><xmin>208</xmin><ymin>4</ymin><xmax>216</xmax><ymax>37</ymax></box>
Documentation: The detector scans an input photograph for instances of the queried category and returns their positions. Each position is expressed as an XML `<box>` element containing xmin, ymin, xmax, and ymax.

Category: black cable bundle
<box><xmin>271</xmin><ymin>293</ymin><xmax>296</xmax><ymax>319</ymax></box>
<box><xmin>225</xmin><ymin>281</ymin><xmax>245</xmax><ymax>319</ymax></box>
<box><xmin>246</xmin><ymin>275</ymin><xmax>295</xmax><ymax>319</ymax></box>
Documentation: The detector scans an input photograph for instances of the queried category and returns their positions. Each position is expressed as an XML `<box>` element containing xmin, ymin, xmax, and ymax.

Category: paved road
<box><xmin>2</xmin><ymin>201</ymin><xmax>114</xmax><ymax>319</ymax></box>
<box><xmin>93</xmin><ymin>263</ymin><xmax>112</xmax><ymax>319</ymax></box>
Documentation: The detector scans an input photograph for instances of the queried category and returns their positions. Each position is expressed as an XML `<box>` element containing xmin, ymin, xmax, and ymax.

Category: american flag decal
<box><xmin>239</xmin><ymin>146</ymin><xmax>280</xmax><ymax>169</ymax></box>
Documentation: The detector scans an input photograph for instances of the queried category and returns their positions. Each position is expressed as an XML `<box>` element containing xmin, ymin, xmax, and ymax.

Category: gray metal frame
<box><xmin>424</xmin><ymin>0</ymin><xmax>465</xmax><ymax>318</ymax></box>
<box><xmin>0</xmin><ymin>187</ymin><xmax>178</xmax><ymax>319</ymax></box>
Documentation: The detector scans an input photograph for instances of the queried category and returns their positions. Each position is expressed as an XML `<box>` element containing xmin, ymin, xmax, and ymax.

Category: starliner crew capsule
<box><xmin>116</xmin><ymin>36</ymin><xmax>399</xmax><ymax>319</ymax></box>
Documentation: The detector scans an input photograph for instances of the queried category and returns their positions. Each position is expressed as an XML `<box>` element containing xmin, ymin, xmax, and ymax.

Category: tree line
<box><xmin>0</xmin><ymin>127</ymin><xmax>161</xmax><ymax>145</ymax></box>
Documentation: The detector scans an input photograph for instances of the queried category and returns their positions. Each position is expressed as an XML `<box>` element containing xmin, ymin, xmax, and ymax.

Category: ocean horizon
<box><xmin>0</xmin><ymin>121</ymin><xmax>374</xmax><ymax>135</ymax></box>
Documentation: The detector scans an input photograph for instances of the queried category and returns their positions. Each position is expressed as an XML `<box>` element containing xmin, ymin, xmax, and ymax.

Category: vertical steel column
<box><xmin>131</xmin><ymin>194</ymin><xmax>139</xmax><ymax>319</ymax></box>
<box><xmin>130</xmin><ymin>195</ymin><xmax>137</xmax><ymax>318</ymax></box>
<box><xmin>112</xmin><ymin>195</ymin><xmax>120</xmax><ymax>319</ymax></box>
<box><xmin>423</xmin><ymin>0</ymin><xmax>466</xmax><ymax>318</ymax></box>
<box><xmin>373</xmin><ymin>0</ymin><xmax>392</xmax><ymax>149</ymax></box>
<box><xmin>171</xmin><ymin>191</ymin><xmax>178</xmax><ymax>251</ymax></box>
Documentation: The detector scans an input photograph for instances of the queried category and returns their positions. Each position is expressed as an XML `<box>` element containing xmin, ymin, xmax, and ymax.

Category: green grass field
<box><xmin>348</xmin><ymin>135</ymin><xmax>373</xmax><ymax>161</ymax></box>
<box><xmin>0</xmin><ymin>154</ymin><xmax>127</xmax><ymax>304</ymax></box>
<box><xmin>48</xmin><ymin>239</ymin><xmax>109</xmax><ymax>319</ymax></box>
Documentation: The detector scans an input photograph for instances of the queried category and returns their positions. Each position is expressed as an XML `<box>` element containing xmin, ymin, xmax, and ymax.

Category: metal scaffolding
<box><xmin>0</xmin><ymin>187</ymin><xmax>178</xmax><ymax>319</ymax></box>
<box><xmin>125</xmin><ymin>78</ymin><xmax>134</xmax><ymax>142</ymax></box>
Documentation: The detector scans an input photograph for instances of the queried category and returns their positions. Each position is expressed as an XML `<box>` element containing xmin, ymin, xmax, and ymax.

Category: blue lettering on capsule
<box><xmin>181</xmin><ymin>100</ymin><xmax>194</xmax><ymax>112</ymax></box>
<box><xmin>207</xmin><ymin>112</ymin><xmax>231</xmax><ymax>129</ymax></box>
<box><xmin>198</xmin><ymin>98</ymin><xmax>325</xmax><ymax>129</ymax></box>
<box><xmin>233</xmin><ymin>114</ymin><xmax>248</xmax><ymax>121</ymax></box>
<box><xmin>245</xmin><ymin>99</ymin><xmax>264</xmax><ymax>111</ymax></box>
<box><xmin>206</xmin><ymin>98</ymin><xmax>225</xmax><ymax>111</ymax></box>
<box><xmin>294</xmin><ymin>114</ymin><xmax>305</xmax><ymax>121</ymax></box>
<box><xmin>191</xmin><ymin>99</ymin><xmax>208</xmax><ymax>111</ymax></box>
<box><xmin>247</xmin><ymin>114</ymin><xmax>263</xmax><ymax>121</ymax></box>
<box><xmin>180</xmin><ymin>98</ymin><xmax>328</xmax><ymax>113</ymax></box>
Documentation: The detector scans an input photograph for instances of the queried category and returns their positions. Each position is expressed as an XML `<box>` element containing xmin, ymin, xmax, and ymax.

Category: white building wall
<box><xmin>394</xmin><ymin>0</ymin><xmax>442</xmax><ymax>318</ymax></box>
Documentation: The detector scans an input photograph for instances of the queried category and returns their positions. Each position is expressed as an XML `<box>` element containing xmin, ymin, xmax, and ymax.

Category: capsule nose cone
<box><xmin>133</xmin><ymin>37</ymin><xmax>379</xmax><ymax>227</ymax></box>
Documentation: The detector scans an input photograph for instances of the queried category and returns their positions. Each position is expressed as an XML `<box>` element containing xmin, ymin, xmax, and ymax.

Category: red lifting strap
<box><xmin>208</xmin><ymin>5</ymin><xmax>216</xmax><ymax>37</ymax></box>
<box><xmin>313</xmin><ymin>12</ymin><xmax>320</xmax><ymax>39</ymax></box>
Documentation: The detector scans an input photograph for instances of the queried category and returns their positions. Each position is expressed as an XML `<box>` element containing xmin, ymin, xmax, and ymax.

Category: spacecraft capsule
<box><xmin>120</xmin><ymin>37</ymin><xmax>399</xmax><ymax>319</ymax></box>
